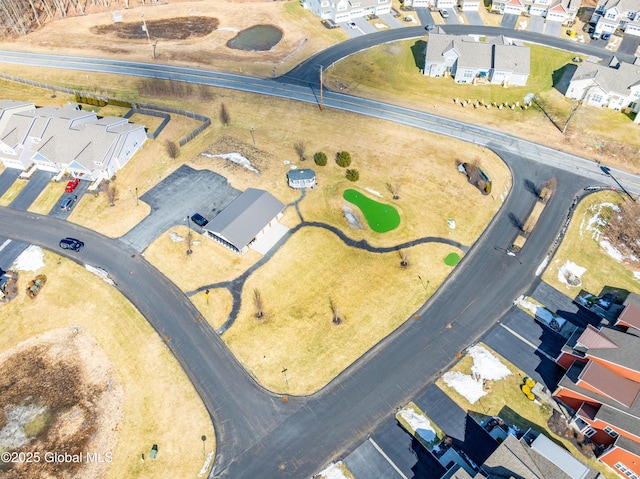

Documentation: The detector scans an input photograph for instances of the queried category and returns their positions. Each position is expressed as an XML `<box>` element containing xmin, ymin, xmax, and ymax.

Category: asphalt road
<box><xmin>0</xmin><ymin>26</ymin><xmax>638</xmax><ymax>478</ymax></box>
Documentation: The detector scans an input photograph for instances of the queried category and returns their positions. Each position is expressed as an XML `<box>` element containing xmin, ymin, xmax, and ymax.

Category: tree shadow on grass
<box><xmin>411</xmin><ymin>40</ymin><xmax>426</xmax><ymax>71</ymax></box>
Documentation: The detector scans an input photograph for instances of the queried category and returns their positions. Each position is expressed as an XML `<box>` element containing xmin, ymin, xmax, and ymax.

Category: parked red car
<box><xmin>65</xmin><ymin>178</ymin><xmax>79</xmax><ymax>193</ymax></box>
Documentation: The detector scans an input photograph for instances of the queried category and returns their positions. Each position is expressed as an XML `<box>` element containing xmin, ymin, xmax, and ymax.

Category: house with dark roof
<box><xmin>565</xmin><ymin>58</ymin><xmax>640</xmax><ymax>124</ymax></box>
<box><xmin>424</xmin><ymin>33</ymin><xmax>530</xmax><ymax>86</ymax></box>
<box><xmin>554</xmin><ymin>293</ymin><xmax>640</xmax><ymax>478</ymax></box>
<box><xmin>204</xmin><ymin>188</ymin><xmax>285</xmax><ymax>255</ymax></box>
<box><xmin>0</xmin><ymin>100</ymin><xmax>147</xmax><ymax>182</ymax></box>
<box><xmin>287</xmin><ymin>168</ymin><xmax>316</xmax><ymax>189</ymax></box>
<box><xmin>591</xmin><ymin>0</ymin><xmax>640</xmax><ymax>39</ymax></box>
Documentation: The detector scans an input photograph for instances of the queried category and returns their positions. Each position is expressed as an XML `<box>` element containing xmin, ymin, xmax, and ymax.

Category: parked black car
<box><xmin>60</xmin><ymin>194</ymin><xmax>78</xmax><ymax>211</ymax></box>
<box><xmin>59</xmin><ymin>237</ymin><xmax>84</xmax><ymax>251</ymax></box>
<box><xmin>191</xmin><ymin>213</ymin><xmax>209</xmax><ymax>227</ymax></box>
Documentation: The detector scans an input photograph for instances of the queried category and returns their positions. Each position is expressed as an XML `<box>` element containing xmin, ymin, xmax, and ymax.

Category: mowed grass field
<box><xmin>542</xmin><ymin>190</ymin><xmax>640</xmax><ymax>297</ymax></box>
<box><xmin>324</xmin><ymin>40</ymin><xmax>640</xmax><ymax>171</ymax></box>
<box><xmin>0</xmin><ymin>250</ymin><xmax>214</xmax><ymax>479</ymax></box>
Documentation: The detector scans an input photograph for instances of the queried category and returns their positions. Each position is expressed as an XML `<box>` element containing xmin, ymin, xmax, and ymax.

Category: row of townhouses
<box><xmin>302</xmin><ymin>0</ymin><xmax>392</xmax><ymax>23</ymax></box>
<box><xmin>591</xmin><ymin>0</ymin><xmax>640</xmax><ymax>39</ymax></box>
<box><xmin>0</xmin><ymin>100</ymin><xmax>146</xmax><ymax>183</ymax></box>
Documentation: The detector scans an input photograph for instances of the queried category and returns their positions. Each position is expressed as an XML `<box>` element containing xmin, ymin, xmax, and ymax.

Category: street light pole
<box><xmin>201</xmin><ymin>435</ymin><xmax>206</xmax><ymax>457</ymax></box>
<box><xmin>250</xmin><ymin>126</ymin><xmax>255</xmax><ymax>145</ymax></box>
<box><xmin>186</xmin><ymin>215</ymin><xmax>193</xmax><ymax>255</ymax></box>
<box><xmin>319</xmin><ymin>66</ymin><xmax>323</xmax><ymax>111</ymax></box>
<box><xmin>282</xmin><ymin>367</ymin><xmax>288</xmax><ymax>386</ymax></box>
<box><xmin>135</xmin><ymin>187</ymin><xmax>138</xmax><ymax>206</ymax></box>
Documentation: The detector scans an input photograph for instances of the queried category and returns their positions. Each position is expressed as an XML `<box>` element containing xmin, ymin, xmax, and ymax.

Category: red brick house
<box><xmin>553</xmin><ymin>294</ymin><xmax>640</xmax><ymax>479</ymax></box>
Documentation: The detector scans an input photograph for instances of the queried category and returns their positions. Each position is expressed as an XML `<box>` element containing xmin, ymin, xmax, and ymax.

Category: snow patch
<box><xmin>599</xmin><ymin>239</ymin><xmax>625</xmax><ymax>263</ymax></box>
<box><xmin>557</xmin><ymin>260</ymin><xmax>586</xmax><ymax>287</ymax></box>
<box><xmin>198</xmin><ymin>451</ymin><xmax>215</xmax><ymax>478</ymax></box>
<box><xmin>365</xmin><ymin>187</ymin><xmax>383</xmax><ymax>198</ymax></box>
<box><xmin>398</xmin><ymin>408</ymin><xmax>436</xmax><ymax>442</ymax></box>
<box><xmin>12</xmin><ymin>245</ymin><xmax>44</xmax><ymax>272</ymax></box>
<box><xmin>634</xmin><ymin>272</ymin><xmax>640</xmax><ymax>282</ymax></box>
<box><xmin>201</xmin><ymin>152</ymin><xmax>259</xmax><ymax>174</ymax></box>
<box><xmin>579</xmin><ymin>202</ymin><xmax>618</xmax><ymax>242</ymax></box>
<box><xmin>317</xmin><ymin>462</ymin><xmax>350</xmax><ymax>479</ymax></box>
<box><xmin>443</xmin><ymin>371</ymin><xmax>486</xmax><ymax>404</ymax></box>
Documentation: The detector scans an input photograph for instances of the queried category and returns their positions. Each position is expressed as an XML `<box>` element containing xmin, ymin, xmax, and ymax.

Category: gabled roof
<box><xmin>205</xmin><ymin>189</ymin><xmax>285</xmax><ymax>251</ymax></box>
<box><xmin>617</xmin><ymin>303</ymin><xmax>640</xmax><ymax>329</ymax></box>
<box><xmin>578</xmin><ymin>359</ymin><xmax>640</xmax><ymax>408</ymax></box>
<box><xmin>576</xmin><ymin>325</ymin><xmax>618</xmax><ymax>350</ymax></box>
<box><xmin>570</xmin><ymin>60</ymin><xmax>640</xmax><ymax>97</ymax></box>
<box><xmin>494</xmin><ymin>44</ymin><xmax>530</xmax><ymax>75</ymax></box>
<box><xmin>602</xmin><ymin>0</ymin><xmax>640</xmax><ymax>12</ymax></box>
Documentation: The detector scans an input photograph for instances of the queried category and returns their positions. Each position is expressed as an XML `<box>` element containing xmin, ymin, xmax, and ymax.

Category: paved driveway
<box><xmin>545</xmin><ymin>20</ymin><xmax>563</xmax><ymax>37</ymax></box>
<box><xmin>415</xmin><ymin>7</ymin><xmax>435</xmax><ymax>26</ymax></box>
<box><xmin>464</xmin><ymin>10</ymin><xmax>484</xmax><ymax>26</ymax></box>
<box><xmin>501</xmin><ymin>13</ymin><xmax>519</xmax><ymax>29</ymax></box>
<box><xmin>121</xmin><ymin>164</ymin><xmax>240</xmax><ymax>252</ymax></box>
<box><xmin>618</xmin><ymin>34</ymin><xmax>640</xmax><ymax>56</ymax></box>
<box><xmin>48</xmin><ymin>179</ymin><xmax>90</xmax><ymax>220</ymax></box>
<box><xmin>0</xmin><ymin>169</ymin><xmax>20</xmax><ymax>197</ymax></box>
<box><xmin>528</xmin><ymin>15</ymin><xmax>545</xmax><ymax>34</ymax></box>
<box><xmin>11</xmin><ymin>171</ymin><xmax>54</xmax><ymax>211</ymax></box>
<box><xmin>343</xmin><ymin>441</ymin><xmax>403</xmax><ymax>479</ymax></box>
<box><xmin>441</xmin><ymin>8</ymin><xmax>459</xmax><ymax>24</ymax></box>
<box><xmin>379</xmin><ymin>12</ymin><xmax>405</xmax><ymax>29</ymax></box>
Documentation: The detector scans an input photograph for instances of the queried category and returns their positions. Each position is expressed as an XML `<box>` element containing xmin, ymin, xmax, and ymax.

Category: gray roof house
<box><xmin>302</xmin><ymin>0</ymin><xmax>391</xmax><ymax>23</ymax></box>
<box><xmin>0</xmin><ymin>101</ymin><xmax>147</xmax><ymax>182</ymax></box>
<box><xmin>591</xmin><ymin>0</ymin><xmax>640</xmax><ymax>38</ymax></box>
<box><xmin>565</xmin><ymin>58</ymin><xmax>640</xmax><ymax>123</ymax></box>
<box><xmin>287</xmin><ymin>168</ymin><xmax>316</xmax><ymax>189</ymax></box>
<box><xmin>204</xmin><ymin>188</ymin><xmax>285</xmax><ymax>255</ymax></box>
<box><xmin>424</xmin><ymin>33</ymin><xmax>530</xmax><ymax>86</ymax></box>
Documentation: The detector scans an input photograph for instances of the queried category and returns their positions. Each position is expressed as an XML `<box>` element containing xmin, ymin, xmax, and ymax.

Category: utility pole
<box><xmin>141</xmin><ymin>14</ymin><xmax>156</xmax><ymax>59</ymax></box>
<box><xmin>319</xmin><ymin>66</ymin><xmax>323</xmax><ymax>111</ymax></box>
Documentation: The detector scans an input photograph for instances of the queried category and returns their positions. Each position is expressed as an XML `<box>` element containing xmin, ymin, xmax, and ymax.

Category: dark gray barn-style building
<box><xmin>204</xmin><ymin>188</ymin><xmax>285</xmax><ymax>255</ymax></box>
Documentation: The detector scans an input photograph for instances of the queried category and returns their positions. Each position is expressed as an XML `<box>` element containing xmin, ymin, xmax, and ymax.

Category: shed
<box><xmin>204</xmin><ymin>188</ymin><xmax>285</xmax><ymax>255</ymax></box>
<box><xmin>287</xmin><ymin>168</ymin><xmax>316</xmax><ymax>189</ymax></box>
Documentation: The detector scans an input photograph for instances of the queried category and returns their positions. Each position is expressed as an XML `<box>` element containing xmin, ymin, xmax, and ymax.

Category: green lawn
<box><xmin>343</xmin><ymin>188</ymin><xmax>401</xmax><ymax>232</ymax></box>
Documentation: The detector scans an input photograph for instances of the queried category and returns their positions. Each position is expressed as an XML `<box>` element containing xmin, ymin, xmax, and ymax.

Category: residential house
<box><xmin>0</xmin><ymin>101</ymin><xmax>147</xmax><ymax>182</ymax></box>
<box><xmin>302</xmin><ymin>0</ymin><xmax>391</xmax><ymax>23</ymax></box>
<box><xmin>553</xmin><ymin>294</ymin><xmax>640</xmax><ymax>478</ymax></box>
<box><xmin>491</xmin><ymin>0</ymin><xmax>581</xmax><ymax>22</ymax></box>
<box><xmin>204</xmin><ymin>188</ymin><xmax>285</xmax><ymax>255</ymax></box>
<box><xmin>565</xmin><ymin>58</ymin><xmax>640</xmax><ymax>123</ymax></box>
<box><xmin>287</xmin><ymin>168</ymin><xmax>317</xmax><ymax>189</ymax></box>
<box><xmin>458</xmin><ymin>0</ymin><xmax>481</xmax><ymax>11</ymax></box>
<box><xmin>591</xmin><ymin>0</ymin><xmax>640</xmax><ymax>38</ymax></box>
<box><xmin>424</xmin><ymin>33</ymin><xmax>530</xmax><ymax>86</ymax></box>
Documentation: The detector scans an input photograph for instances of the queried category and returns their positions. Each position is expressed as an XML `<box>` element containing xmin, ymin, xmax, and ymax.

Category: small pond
<box><xmin>227</xmin><ymin>24</ymin><xmax>283</xmax><ymax>52</ymax></box>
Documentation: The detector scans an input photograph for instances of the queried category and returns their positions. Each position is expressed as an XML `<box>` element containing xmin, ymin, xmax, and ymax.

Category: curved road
<box><xmin>0</xmin><ymin>27</ymin><xmax>638</xmax><ymax>479</ymax></box>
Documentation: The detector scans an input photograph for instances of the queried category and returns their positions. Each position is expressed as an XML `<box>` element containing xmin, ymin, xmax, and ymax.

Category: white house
<box><xmin>459</xmin><ymin>0</ymin><xmax>481</xmax><ymax>11</ymax></box>
<box><xmin>204</xmin><ymin>188</ymin><xmax>285</xmax><ymax>255</ymax></box>
<box><xmin>303</xmin><ymin>0</ymin><xmax>391</xmax><ymax>23</ymax></box>
<box><xmin>565</xmin><ymin>58</ymin><xmax>640</xmax><ymax>123</ymax></box>
<box><xmin>424</xmin><ymin>33</ymin><xmax>530</xmax><ymax>86</ymax></box>
<box><xmin>491</xmin><ymin>0</ymin><xmax>581</xmax><ymax>21</ymax></box>
<box><xmin>0</xmin><ymin>101</ymin><xmax>147</xmax><ymax>182</ymax></box>
<box><xmin>591</xmin><ymin>0</ymin><xmax>640</xmax><ymax>38</ymax></box>
<box><xmin>287</xmin><ymin>168</ymin><xmax>317</xmax><ymax>189</ymax></box>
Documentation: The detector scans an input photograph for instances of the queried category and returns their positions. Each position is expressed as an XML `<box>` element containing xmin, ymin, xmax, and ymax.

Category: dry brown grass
<box><xmin>27</xmin><ymin>181</ymin><xmax>65</xmax><ymax>215</ymax></box>
<box><xmin>223</xmin><ymin>227</ymin><xmax>464</xmax><ymax>394</ymax></box>
<box><xmin>523</xmin><ymin>201</ymin><xmax>545</xmax><ymax>234</ymax></box>
<box><xmin>190</xmin><ymin>287</ymin><xmax>234</xmax><ymax>332</ymax></box>
<box><xmin>0</xmin><ymin>249</ymin><xmax>214</xmax><ymax>479</ymax></box>
<box><xmin>0</xmin><ymin>0</ymin><xmax>345</xmax><ymax>78</ymax></box>
<box><xmin>0</xmin><ymin>180</ymin><xmax>27</xmax><ymax>206</ymax></box>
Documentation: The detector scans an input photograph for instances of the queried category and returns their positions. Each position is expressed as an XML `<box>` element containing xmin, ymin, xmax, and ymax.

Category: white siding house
<box><xmin>0</xmin><ymin>101</ymin><xmax>147</xmax><ymax>182</ymax></box>
<box><xmin>591</xmin><ymin>0</ymin><xmax>640</xmax><ymax>38</ymax></box>
<box><xmin>491</xmin><ymin>0</ymin><xmax>580</xmax><ymax>21</ymax></box>
<box><xmin>424</xmin><ymin>33</ymin><xmax>530</xmax><ymax>86</ymax></box>
<box><xmin>565</xmin><ymin>59</ymin><xmax>640</xmax><ymax>123</ymax></box>
<box><xmin>303</xmin><ymin>0</ymin><xmax>391</xmax><ymax>22</ymax></box>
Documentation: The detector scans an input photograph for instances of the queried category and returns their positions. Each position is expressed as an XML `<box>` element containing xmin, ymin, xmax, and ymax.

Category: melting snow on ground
<box><xmin>469</xmin><ymin>345</ymin><xmax>511</xmax><ymax>381</ymax></box>
<box><xmin>599</xmin><ymin>239</ymin><xmax>625</xmax><ymax>263</ymax></box>
<box><xmin>201</xmin><ymin>152</ymin><xmax>259</xmax><ymax>174</ymax></box>
<box><xmin>12</xmin><ymin>245</ymin><xmax>44</xmax><ymax>272</ymax></box>
<box><xmin>517</xmin><ymin>298</ymin><xmax>566</xmax><ymax>330</ymax></box>
<box><xmin>557</xmin><ymin>260</ymin><xmax>586</xmax><ymax>286</ymax></box>
<box><xmin>317</xmin><ymin>462</ymin><xmax>350</xmax><ymax>479</ymax></box>
<box><xmin>579</xmin><ymin>202</ymin><xmax>618</xmax><ymax>242</ymax></box>
<box><xmin>398</xmin><ymin>408</ymin><xmax>436</xmax><ymax>442</ymax></box>
<box><xmin>365</xmin><ymin>187</ymin><xmax>383</xmax><ymax>198</ymax></box>
<box><xmin>443</xmin><ymin>345</ymin><xmax>511</xmax><ymax>404</ymax></box>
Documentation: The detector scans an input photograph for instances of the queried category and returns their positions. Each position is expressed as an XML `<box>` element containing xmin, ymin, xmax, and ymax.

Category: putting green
<box><xmin>343</xmin><ymin>189</ymin><xmax>400</xmax><ymax>233</ymax></box>
<box><xmin>444</xmin><ymin>253</ymin><xmax>460</xmax><ymax>266</ymax></box>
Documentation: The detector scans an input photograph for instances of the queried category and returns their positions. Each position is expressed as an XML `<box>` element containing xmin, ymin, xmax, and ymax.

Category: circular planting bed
<box><xmin>444</xmin><ymin>253</ymin><xmax>461</xmax><ymax>266</ymax></box>
<box><xmin>92</xmin><ymin>16</ymin><xmax>219</xmax><ymax>40</ymax></box>
<box><xmin>227</xmin><ymin>24</ymin><xmax>283</xmax><ymax>51</ymax></box>
<box><xmin>343</xmin><ymin>189</ymin><xmax>400</xmax><ymax>233</ymax></box>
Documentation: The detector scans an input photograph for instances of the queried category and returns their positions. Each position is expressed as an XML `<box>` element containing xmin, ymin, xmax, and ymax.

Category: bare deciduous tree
<box><xmin>329</xmin><ymin>297</ymin><xmax>342</xmax><ymax>325</ymax></box>
<box><xmin>386</xmin><ymin>182</ymin><xmax>400</xmax><ymax>200</ymax></box>
<box><xmin>254</xmin><ymin>289</ymin><xmax>264</xmax><ymax>319</ymax></box>
<box><xmin>294</xmin><ymin>141</ymin><xmax>306</xmax><ymax>161</ymax></box>
<box><xmin>219</xmin><ymin>102</ymin><xmax>230</xmax><ymax>127</ymax></box>
<box><xmin>604</xmin><ymin>201</ymin><xmax>640</xmax><ymax>268</ymax></box>
<box><xmin>102</xmin><ymin>182</ymin><xmax>118</xmax><ymax>207</ymax></box>
<box><xmin>398</xmin><ymin>250</ymin><xmax>409</xmax><ymax>268</ymax></box>
<box><xmin>165</xmin><ymin>140</ymin><xmax>180</xmax><ymax>160</ymax></box>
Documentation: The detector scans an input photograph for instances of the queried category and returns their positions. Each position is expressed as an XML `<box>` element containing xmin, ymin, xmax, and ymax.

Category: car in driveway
<box><xmin>348</xmin><ymin>21</ymin><xmax>357</xmax><ymax>29</ymax></box>
<box><xmin>439</xmin><ymin>9</ymin><xmax>449</xmax><ymax>18</ymax></box>
<box><xmin>65</xmin><ymin>178</ymin><xmax>79</xmax><ymax>193</ymax></box>
<box><xmin>59</xmin><ymin>237</ymin><xmax>84</xmax><ymax>251</ymax></box>
<box><xmin>191</xmin><ymin>213</ymin><xmax>209</xmax><ymax>227</ymax></box>
<box><xmin>60</xmin><ymin>194</ymin><xmax>78</xmax><ymax>211</ymax></box>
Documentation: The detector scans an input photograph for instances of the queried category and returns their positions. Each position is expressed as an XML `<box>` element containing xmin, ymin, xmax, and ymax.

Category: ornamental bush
<box><xmin>314</xmin><ymin>151</ymin><xmax>327</xmax><ymax>166</ymax></box>
<box><xmin>346</xmin><ymin>169</ymin><xmax>359</xmax><ymax>182</ymax></box>
<box><xmin>336</xmin><ymin>151</ymin><xmax>351</xmax><ymax>168</ymax></box>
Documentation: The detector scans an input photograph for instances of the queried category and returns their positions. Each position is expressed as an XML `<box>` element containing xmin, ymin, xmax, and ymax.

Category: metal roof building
<box><xmin>204</xmin><ymin>188</ymin><xmax>285</xmax><ymax>255</ymax></box>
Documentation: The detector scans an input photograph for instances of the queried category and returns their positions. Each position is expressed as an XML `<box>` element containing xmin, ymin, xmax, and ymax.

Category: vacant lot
<box><xmin>0</xmin><ymin>249</ymin><xmax>214</xmax><ymax>479</ymax></box>
<box><xmin>542</xmin><ymin>190</ymin><xmax>640</xmax><ymax>297</ymax></box>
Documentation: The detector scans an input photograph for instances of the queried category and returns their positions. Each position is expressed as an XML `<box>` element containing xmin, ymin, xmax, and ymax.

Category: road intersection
<box><xmin>0</xmin><ymin>25</ymin><xmax>638</xmax><ymax>479</ymax></box>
